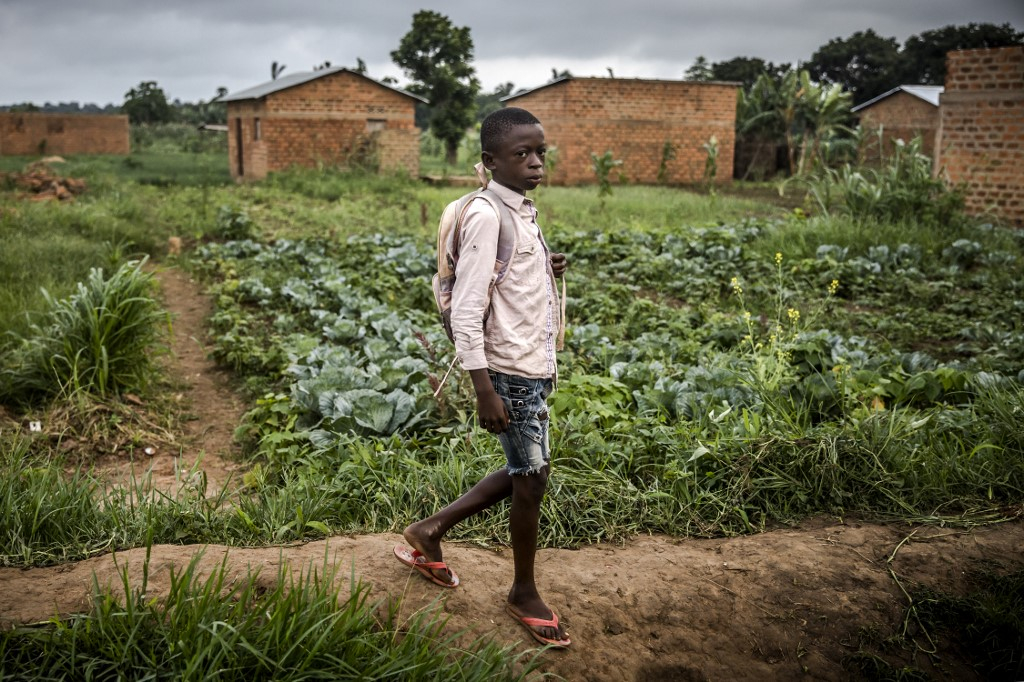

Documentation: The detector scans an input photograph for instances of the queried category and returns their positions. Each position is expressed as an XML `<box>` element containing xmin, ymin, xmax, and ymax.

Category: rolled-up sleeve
<box><xmin>450</xmin><ymin>199</ymin><xmax>499</xmax><ymax>370</ymax></box>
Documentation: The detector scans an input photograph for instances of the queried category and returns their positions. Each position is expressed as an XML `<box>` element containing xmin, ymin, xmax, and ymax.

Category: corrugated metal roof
<box><xmin>221</xmin><ymin>67</ymin><xmax>427</xmax><ymax>103</ymax></box>
<box><xmin>851</xmin><ymin>85</ymin><xmax>944</xmax><ymax>113</ymax></box>
<box><xmin>503</xmin><ymin>75</ymin><xmax>742</xmax><ymax>102</ymax></box>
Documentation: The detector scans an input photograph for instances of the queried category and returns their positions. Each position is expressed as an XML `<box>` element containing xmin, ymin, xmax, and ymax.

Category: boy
<box><xmin>394</xmin><ymin>107</ymin><xmax>570</xmax><ymax>648</ymax></box>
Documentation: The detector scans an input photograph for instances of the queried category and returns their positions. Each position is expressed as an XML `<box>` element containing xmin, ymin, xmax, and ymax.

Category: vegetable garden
<box><xmin>0</xmin><ymin>144</ymin><xmax>1022</xmax><ymax>680</ymax></box>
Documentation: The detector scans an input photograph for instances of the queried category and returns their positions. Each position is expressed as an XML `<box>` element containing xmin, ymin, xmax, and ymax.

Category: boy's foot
<box><xmin>400</xmin><ymin>522</ymin><xmax>457</xmax><ymax>587</ymax></box>
<box><xmin>506</xmin><ymin>603</ymin><xmax>571</xmax><ymax>648</ymax></box>
<box><xmin>393</xmin><ymin>545</ymin><xmax>460</xmax><ymax>588</ymax></box>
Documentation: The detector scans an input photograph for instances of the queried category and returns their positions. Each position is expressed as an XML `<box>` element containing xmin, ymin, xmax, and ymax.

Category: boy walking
<box><xmin>394</xmin><ymin>107</ymin><xmax>570</xmax><ymax>648</ymax></box>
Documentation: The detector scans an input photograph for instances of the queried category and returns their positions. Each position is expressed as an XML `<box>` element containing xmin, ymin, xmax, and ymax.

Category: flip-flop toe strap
<box><xmin>516</xmin><ymin>612</ymin><xmax>559</xmax><ymax>628</ymax></box>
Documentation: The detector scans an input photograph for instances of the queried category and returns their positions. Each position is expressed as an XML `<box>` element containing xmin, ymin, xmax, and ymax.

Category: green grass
<box><xmin>0</xmin><ymin>150</ymin><xmax>229</xmax><ymax>188</ymax></box>
<box><xmin>0</xmin><ymin>546</ymin><xmax>541</xmax><ymax>681</ymax></box>
<box><xmin>1</xmin><ymin>143</ymin><xmax>1022</xmax><ymax>677</ymax></box>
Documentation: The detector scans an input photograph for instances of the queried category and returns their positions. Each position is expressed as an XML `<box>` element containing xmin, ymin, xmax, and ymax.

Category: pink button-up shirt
<box><xmin>450</xmin><ymin>181</ymin><xmax>562</xmax><ymax>379</ymax></box>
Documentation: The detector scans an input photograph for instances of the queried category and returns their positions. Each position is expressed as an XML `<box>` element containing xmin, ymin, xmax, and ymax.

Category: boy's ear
<box><xmin>481</xmin><ymin>151</ymin><xmax>496</xmax><ymax>171</ymax></box>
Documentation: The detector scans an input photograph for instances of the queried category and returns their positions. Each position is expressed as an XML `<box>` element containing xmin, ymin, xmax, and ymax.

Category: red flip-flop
<box><xmin>506</xmin><ymin>604</ymin><xmax>571</xmax><ymax>648</ymax></box>
<box><xmin>393</xmin><ymin>544</ymin><xmax>460</xmax><ymax>588</ymax></box>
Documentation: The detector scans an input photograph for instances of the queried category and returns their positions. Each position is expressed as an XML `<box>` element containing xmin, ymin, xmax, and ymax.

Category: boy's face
<box><xmin>482</xmin><ymin>123</ymin><xmax>546</xmax><ymax>194</ymax></box>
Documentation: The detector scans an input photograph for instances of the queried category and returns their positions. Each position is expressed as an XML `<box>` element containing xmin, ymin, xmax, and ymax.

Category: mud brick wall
<box><xmin>0</xmin><ymin>112</ymin><xmax>129</xmax><ymax>156</ymax></box>
<box><xmin>227</xmin><ymin>70</ymin><xmax>420</xmax><ymax>181</ymax></box>
<box><xmin>506</xmin><ymin>78</ymin><xmax>738</xmax><ymax>186</ymax></box>
<box><xmin>376</xmin><ymin>128</ymin><xmax>420</xmax><ymax>175</ymax></box>
<box><xmin>936</xmin><ymin>46</ymin><xmax>1024</xmax><ymax>227</ymax></box>
<box><xmin>856</xmin><ymin>92</ymin><xmax>940</xmax><ymax>162</ymax></box>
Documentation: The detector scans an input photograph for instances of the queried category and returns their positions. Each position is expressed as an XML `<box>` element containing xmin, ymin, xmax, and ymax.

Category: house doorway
<box><xmin>235</xmin><ymin>118</ymin><xmax>244</xmax><ymax>176</ymax></box>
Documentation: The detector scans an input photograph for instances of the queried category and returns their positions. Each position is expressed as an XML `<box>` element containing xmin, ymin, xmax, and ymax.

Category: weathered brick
<box><xmin>505</xmin><ymin>78</ymin><xmax>738</xmax><ymax>185</ymax></box>
<box><xmin>0</xmin><ymin>113</ymin><xmax>129</xmax><ymax>155</ymax></box>
<box><xmin>226</xmin><ymin>70</ymin><xmax>421</xmax><ymax>181</ymax></box>
<box><xmin>938</xmin><ymin>46</ymin><xmax>1024</xmax><ymax>227</ymax></box>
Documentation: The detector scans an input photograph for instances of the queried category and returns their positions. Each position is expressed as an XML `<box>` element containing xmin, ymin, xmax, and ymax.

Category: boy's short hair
<box><xmin>481</xmin><ymin>107</ymin><xmax>541</xmax><ymax>153</ymax></box>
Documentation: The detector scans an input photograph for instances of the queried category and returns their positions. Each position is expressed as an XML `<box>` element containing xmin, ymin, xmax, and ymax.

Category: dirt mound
<box><xmin>1</xmin><ymin>161</ymin><xmax>86</xmax><ymax>201</ymax></box>
<box><xmin>1</xmin><ymin>521</ymin><xmax>1021</xmax><ymax>680</ymax></box>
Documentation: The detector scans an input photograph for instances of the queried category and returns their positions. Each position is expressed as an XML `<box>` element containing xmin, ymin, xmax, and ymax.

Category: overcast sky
<box><xmin>2</xmin><ymin>0</ymin><xmax>1022</xmax><ymax>106</ymax></box>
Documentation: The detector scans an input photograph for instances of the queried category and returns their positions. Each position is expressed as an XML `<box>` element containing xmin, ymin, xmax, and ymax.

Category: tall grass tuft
<box><xmin>0</xmin><ymin>259</ymin><xmax>168</xmax><ymax>404</ymax></box>
<box><xmin>0</xmin><ymin>436</ymin><xmax>114</xmax><ymax>566</ymax></box>
<box><xmin>0</xmin><ymin>547</ymin><xmax>541</xmax><ymax>681</ymax></box>
<box><xmin>782</xmin><ymin>136</ymin><xmax>965</xmax><ymax>227</ymax></box>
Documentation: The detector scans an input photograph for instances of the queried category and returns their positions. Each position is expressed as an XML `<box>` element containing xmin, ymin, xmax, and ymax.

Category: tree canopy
<box><xmin>122</xmin><ymin>81</ymin><xmax>173</xmax><ymax>124</ymax></box>
<box><xmin>686</xmin><ymin>56</ymin><xmax>792</xmax><ymax>89</ymax></box>
<box><xmin>806</xmin><ymin>29</ymin><xmax>903</xmax><ymax>105</ymax></box>
<box><xmin>390</xmin><ymin>10</ymin><xmax>480</xmax><ymax>164</ymax></box>
<box><xmin>900</xmin><ymin>22</ymin><xmax>1024</xmax><ymax>85</ymax></box>
<box><xmin>806</xmin><ymin>23</ymin><xmax>1023</xmax><ymax>104</ymax></box>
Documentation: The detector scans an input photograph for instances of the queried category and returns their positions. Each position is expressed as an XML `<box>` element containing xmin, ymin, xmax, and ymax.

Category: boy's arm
<box><xmin>451</xmin><ymin>200</ymin><xmax>510</xmax><ymax>433</ymax></box>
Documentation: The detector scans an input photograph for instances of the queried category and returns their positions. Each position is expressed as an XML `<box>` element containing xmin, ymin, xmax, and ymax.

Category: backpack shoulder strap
<box><xmin>475</xmin><ymin>188</ymin><xmax>516</xmax><ymax>279</ymax></box>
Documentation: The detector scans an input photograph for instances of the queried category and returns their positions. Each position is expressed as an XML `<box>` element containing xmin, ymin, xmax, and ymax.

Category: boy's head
<box><xmin>480</xmin><ymin>107</ymin><xmax>546</xmax><ymax>195</ymax></box>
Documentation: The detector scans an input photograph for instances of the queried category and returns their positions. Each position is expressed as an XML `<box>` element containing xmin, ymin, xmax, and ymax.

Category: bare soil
<box><xmin>2</xmin><ymin>265</ymin><xmax>1021</xmax><ymax>681</ymax></box>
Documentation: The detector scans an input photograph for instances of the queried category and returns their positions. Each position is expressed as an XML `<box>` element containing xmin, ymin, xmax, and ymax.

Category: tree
<box><xmin>122</xmin><ymin>81</ymin><xmax>173</xmax><ymax>124</ymax></box>
<box><xmin>738</xmin><ymin>68</ymin><xmax>852</xmax><ymax>175</ymax></box>
<box><xmin>550</xmin><ymin>68</ymin><xmax>572</xmax><ymax>82</ymax></box>
<box><xmin>271</xmin><ymin>61</ymin><xmax>286</xmax><ymax>80</ymax></box>
<box><xmin>391</xmin><ymin>10</ymin><xmax>480</xmax><ymax>165</ymax></box>
<box><xmin>807</xmin><ymin>29</ymin><xmax>901</xmax><ymax>104</ymax></box>
<box><xmin>709</xmin><ymin>57</ymin><xmax>791</xmax><ymax>89</ymax></box>
<box><xmin>901</xmin><ymin>22</ymin><xmax>1024</xmax><ymax>85</ymax></box>
<box><xmin>476</xmin><ymin>81</ymin><xmax>515</xmax><ymax>123</ymax></box>
<box><xmin>684</xmin><ymin>56</ymin><xmax>713</xmax><ymax>81</ymax></box>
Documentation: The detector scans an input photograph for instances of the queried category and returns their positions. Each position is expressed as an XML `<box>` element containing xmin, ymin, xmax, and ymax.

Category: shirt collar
<box><xmin>487</xmin><ymin>179</ymin><xmax>533</xmax><ymax>215</ymax></box>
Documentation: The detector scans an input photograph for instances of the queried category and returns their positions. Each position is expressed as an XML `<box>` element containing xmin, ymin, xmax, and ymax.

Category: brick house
<box><xmin>851</xmin><ymin>85</ymin><xmax>943</xmax><ymax>162</ymax></box>
<box><xmin>936</xmin><ymin>45</ymin><xmax>1024</xmax><ymax>227</ymax></box>
<box><xmin>222</xmin><ymin>67</ymin><xmax>425</xmax><ymax>181</ymax></box>
<box><xmin>0</xmin><ymin>112</ymin><xmax>129</xmax><ymax>156</ymax></box>
<box><xmin>503</xmin><ymin>77</ymin><xmax>738</xmax><ymax>186</ymax></box>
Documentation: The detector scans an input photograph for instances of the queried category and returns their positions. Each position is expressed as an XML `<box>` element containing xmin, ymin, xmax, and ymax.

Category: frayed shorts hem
<box><xmin>506</xmin><ymin>464</ymin><xmax>546</xmax><ymax>476</ymax></box>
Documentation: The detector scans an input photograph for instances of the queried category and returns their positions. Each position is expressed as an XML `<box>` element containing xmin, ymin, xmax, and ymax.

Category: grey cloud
<box><xmin>1</xmin><ymin>0</ymin><xmax>1021</xmax><ymax>105</ymax></box>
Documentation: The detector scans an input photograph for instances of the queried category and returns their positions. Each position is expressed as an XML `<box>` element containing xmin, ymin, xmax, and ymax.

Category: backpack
<box><xmin>431</xmin><ymin>187</ymin><xmax>516</xmax><ymax>343</ymax></box>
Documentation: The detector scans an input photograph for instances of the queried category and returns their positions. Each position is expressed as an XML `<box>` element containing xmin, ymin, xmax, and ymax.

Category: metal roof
<box><xmin>851</xmin><ymin>85</ymin><xmax>944</xmax><ymax>113</ymax></box>
<box><xmin>221</xmin><ymin>67</ymin><xmax>427</xmax><ymax>103</ymax></box>
<box><xmin>502</xmin><ymin>75</ymin><xmax>741</xmax><ymax>102</ymax></box>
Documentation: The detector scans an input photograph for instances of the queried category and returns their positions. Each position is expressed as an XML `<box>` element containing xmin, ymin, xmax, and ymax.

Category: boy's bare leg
<box><xmin>507</xmin><ymin>466</ymin><xmax>567</xmax><ymax>642</ymax></box>
<box><xmin>402</xmin><ymin>468</ymin><xmax>513</xmax><ymax>583</ymax></box>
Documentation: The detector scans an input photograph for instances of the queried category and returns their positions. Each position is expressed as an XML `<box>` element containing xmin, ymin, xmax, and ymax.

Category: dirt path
<box><xmin>2</xmin><ymin>521</ymin><xmax>1022</xmax><ymax>680</ymax></box>
<box><xmin>91</xmin><ymin>265</ymin><xmax>245</xmax><ymax>496</ymax></box>
<box><xmin>4</xmin><ymin>267</ymin><xmax>1022</xmax><ymax>680</ymax></box>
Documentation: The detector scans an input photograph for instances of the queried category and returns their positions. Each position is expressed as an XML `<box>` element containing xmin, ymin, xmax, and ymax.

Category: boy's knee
<box><xmin>513</xmin><ymin>469</ymin><xmax>548</xmax><ymax>501</ymax></box>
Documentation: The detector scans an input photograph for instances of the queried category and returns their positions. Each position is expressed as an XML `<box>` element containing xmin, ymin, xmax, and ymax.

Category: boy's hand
<box><xmin>550</xmin><ymin>252</ymin><xmax>568</xmax><ymax>278</ymax></box>
<box><xmin>476</xmin><ymin>390</ymin><xmax>510</xmax><ymax>434</ymax></box>
<box><xmin>470</xmin><ymin>368</ymin><xmax>509</xmax><ymax>434</ymax></box>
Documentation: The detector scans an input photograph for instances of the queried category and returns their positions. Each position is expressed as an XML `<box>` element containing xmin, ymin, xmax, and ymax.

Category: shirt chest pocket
<box><xmin>512</xmin><ymin>242</ymin><xmax>544</xmax><ymax>286</ymax></box>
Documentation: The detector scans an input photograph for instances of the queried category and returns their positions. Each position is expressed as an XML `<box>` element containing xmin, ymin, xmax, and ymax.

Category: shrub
<box><xmin>786</xmin><ymin>136</ymin><xmax>966</xmax><ymax>227</ymax></box>
<box><xmin>0</xmin><ymin>259</ymin><xmax>167</xmax><ymax>403</ymax></box>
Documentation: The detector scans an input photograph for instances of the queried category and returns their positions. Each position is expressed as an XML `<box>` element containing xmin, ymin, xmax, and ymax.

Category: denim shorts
<box><xmin>489</xmin><ymin>371</ymin><xmax>553</xmax><ymax>475</ymax></box>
